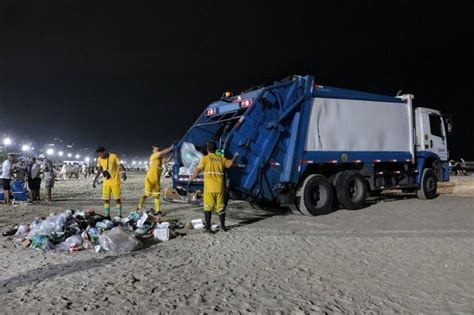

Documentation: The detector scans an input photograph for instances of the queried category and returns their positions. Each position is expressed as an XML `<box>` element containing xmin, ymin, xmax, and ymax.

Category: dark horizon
<box><xmin>0</xmin><ymin>1</ymin><xmax>473</xmax><ymax>159</ymax></box>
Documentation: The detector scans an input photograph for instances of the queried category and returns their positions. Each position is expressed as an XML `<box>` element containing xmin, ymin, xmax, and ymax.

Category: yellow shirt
<box><xmin>197</xmin><ymin>153</ymin><xmax>233</xmax><ymax>193</ymax></box>
<box><xmin>97</xmin><ymin>153</ymin><xmax>121</xmax><ymax>186</ymax></box>
<box><xmin>146</xmin><ymin>152</ymin><xmax>162</xmax><ymax>182</ymax></box>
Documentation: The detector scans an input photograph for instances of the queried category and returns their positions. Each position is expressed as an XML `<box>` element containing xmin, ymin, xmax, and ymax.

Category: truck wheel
<box><xmin>335</xmin><ymin>171</ymin><xmax>368</xmax><ymax>210</ymax></box>
<box><xmin>296</xmin><ymin>174</ymin><xmax>334</xmax><ymax>215</ymax></box>
<box><xmin>417</xmin><ymin>168</ymin><xmax>438</xmax><ymax>200</ymax></box>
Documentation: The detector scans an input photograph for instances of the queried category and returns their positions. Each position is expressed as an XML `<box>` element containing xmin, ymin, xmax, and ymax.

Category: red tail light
<box><xmin>206</xmin><ymin>108</ymin><xmax>216</xmax><ymax>116</ymax></box>
<box><xmin>240</xmin><ymin>99</ymin><xmax>252</xmax><ymax>108</ymax></box>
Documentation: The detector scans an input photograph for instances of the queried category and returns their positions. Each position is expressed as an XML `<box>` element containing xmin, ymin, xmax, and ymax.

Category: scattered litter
<box><xmin>153</xmin><ymin>222</ymin><xmax>170</xmax><ymax>241</ymax></box>
<box><xmin>55</xmin><ymin>235</ymin><xmax>83</xmax><ymax>252</ymax></box>
<box><xmin>136</xmin><ymin>213</ymin><xmax>149</xmax><ymax>228</ymax></box>
<box><xmin>15</xmin><ymin>225</ymin><xmax>30</xmax><ymax>238</ymax></box>
<box><xmin>2</xmin><ymin>227</ymin><xmax>18</xmax><ymax>237</ymax></box>
<box><xmin>7</xmin><ymin>208</ymin><xmax>181</xmax><ymax>254</ymax></box>
<box><xmin>191</xmin><ymin>218</ymin><xmax>205</xmax><ymax>230</ymax></box>
<box><xmin>99</xmin><ymin>226</ymin><xmax>141</xmax><ymax>253</ymax></box>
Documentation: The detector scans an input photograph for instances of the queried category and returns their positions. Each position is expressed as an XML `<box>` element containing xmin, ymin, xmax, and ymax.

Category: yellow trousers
<box><xmin>203</xmin><ymin>193</ymin><xmax>225</xmax><ymax>213</ymax></box>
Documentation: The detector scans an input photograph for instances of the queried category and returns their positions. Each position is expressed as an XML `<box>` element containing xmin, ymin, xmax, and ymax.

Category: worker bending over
<box><xmin>137</xmin><ymin>144</ymin><xmax>173</xmax><ymax>214</ymax></box>
<box><xmin>189</xmin><ymin>141</ymin><xmax>238</xmax><ymax>232</ymax></box>
<box><xmin>93</xmin><ymin>146</ymin><xmax>126</xmax><ymax>218</ymax></box>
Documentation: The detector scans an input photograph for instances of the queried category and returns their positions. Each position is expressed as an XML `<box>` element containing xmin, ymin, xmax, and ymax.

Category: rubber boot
<box><xmin>219</xmin><ymin>213</ymin><xmax>227</xmax><ymax>232</ymax></box>
<box><xmin>204</xmin><ymin>211</ymin><xmax>212</xmax><ymax>233</ymax></box>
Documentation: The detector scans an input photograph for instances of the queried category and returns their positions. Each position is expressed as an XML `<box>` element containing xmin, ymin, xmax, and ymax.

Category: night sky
<box><xmin>0</xmin><ymin>1</ymin><xmax>473</xmax><ymax>159</ymax></box>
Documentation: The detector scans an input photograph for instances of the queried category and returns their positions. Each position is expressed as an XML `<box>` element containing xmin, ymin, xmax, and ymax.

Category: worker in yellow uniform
<box><xmin>92</xmin><ymin>146</ymin><xmax>126</xmax><ymax>218</ymax></box>
<box><xmin>137</xmin><ymin>144</ymin><xmax>174</xmax><ymax>214</ymax></box>
<box><xmin>189</xmin><ymin>140</ymin><xmax>238</xmax><ymax>232</ymax></box>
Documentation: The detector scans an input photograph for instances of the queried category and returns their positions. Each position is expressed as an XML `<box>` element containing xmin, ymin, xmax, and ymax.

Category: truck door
<box><xmin>415</xmin><ymin>107</ymin><xmax>448</xmax><ymax>160</ymax></box>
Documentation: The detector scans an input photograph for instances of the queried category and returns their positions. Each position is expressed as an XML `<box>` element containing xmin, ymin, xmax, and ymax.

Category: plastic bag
<box><xmin>178</xmin><ymin>167</ymin><xmax>193</xmax><ymax>176</ymax></box>
<box><xmin>98</xmin><ymin>226</ymin><xmax>140</xmax><ymax>253</ymax></box>
<box><xmin>27</xmin><ymin>214</ymin><xmax>67</xmax><ymax>239</ymax></box>
<box><xmin>14</xmin><ymin>225</ymin><xmax>29</xmax><ymax>238</ymax></box>
<box><xmin>96</xmin><ymin>220</ymin><xmax>114</xmax><ymax>231</ymax></box>
<box><xmin>153</xmin><ymin>222</ymin><xmax>170</xmax><ymax>241</ymax></box>
<box><xmin>86</xmin><ymin>227</ymin><xmax>100</xmax><ymax>243</ymax></box>
<box><xmin>30</xmin><ymin>235</ymin><xmax>54</xmax><ymax>251</ymax></box>
<box><xmin>128</xmin><ymin>211</ymin><xmax>140</xmax><ymax>222</ymax></box>
<box><xmin>30</xmin><ymin>217</ymin><xmax>41</xmax><ymax>229</ymax></box>
<box><xmin>180</xmin><ymin>142</ymin><xmax>203</xmax><ymax>170</ymax></box>
<box><xmin>55</xmin><ymin>235</ymin><xmax>83</xmax><ymax>251</ymax></box>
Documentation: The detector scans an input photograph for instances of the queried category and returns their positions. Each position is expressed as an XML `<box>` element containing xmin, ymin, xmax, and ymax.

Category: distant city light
<box><xmin>46</xmin><ymin>148</ymin><xmax>54</xmax><ymax>155</ymax></box>
<box><xmin>67</xmin><ymin>153</ymin><xmax>72</xmax><ymax>158</ymax></box>
<box><xmin>21</xmin><ymin>144</ymin><xmax>30</xmax><ymax>152</ymax></box>
<box><xmin>75</xmin><ymin>154</ymin><xmax>80</xmax><ymax>159</ymax></box>
<box><xmin>132</xmin><ymin>161</ymin><xmax>136</xmax><ymax>165</ymax></box>
<box><xmin>138</xmin><ymin>161</ymin><xmax>142</xmax><ymax>165</ymax></box>
<box><xmin>58</xmin><ymin>151</ymin><xmax>64</xmax><ymax>156</ymax></box>
<box><xmin>94</xmin><ymin>158</ymin><xmax>97</xmax><ymax>161</ymax></box>
<box><xmin>85</xmin><ymin>157</ymin><xmax>90</xmax><ymax>162</ymax></box>
<box><xmin>3</xmin><ymin>138</ymin><xmax>12</xmax><ymax>146</ymax></box>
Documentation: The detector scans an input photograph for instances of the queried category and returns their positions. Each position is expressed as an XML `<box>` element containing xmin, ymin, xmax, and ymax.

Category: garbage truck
<box><xmin>172</xmin><ymin>75</ymin><xmax>453</xmax><ymax>215</ymax></box>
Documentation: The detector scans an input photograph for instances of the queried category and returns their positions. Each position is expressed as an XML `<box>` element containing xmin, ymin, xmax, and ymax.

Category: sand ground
<box><xmin>0</xmin><ymin>173</ymin><xmax>473</xmax><ymax>313</ymax></box>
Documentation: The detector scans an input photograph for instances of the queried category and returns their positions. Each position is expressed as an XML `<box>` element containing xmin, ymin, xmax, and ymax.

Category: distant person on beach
<box><xmin>38</xmin><ymin>154</ymin><xmax>55</xmax><ymax>202</ymax></box>
<box><xmin>93</xmin><ymin>146</ymin><xmax>127</xmax><ymax>218</ymax></box>
<box><xmin>1</xmin><ymin>154</ymin><xmax>15</xmax><ymax>204</ymax></box>
<box><xmin>28</xmin><ymin>157</ymin><xmax>42</xmax><ymax>201</ymax></box>
<box><xmin>15</xmin><ymin>158</ymin><xmax>27</xmax><ymax>184</ymax></box>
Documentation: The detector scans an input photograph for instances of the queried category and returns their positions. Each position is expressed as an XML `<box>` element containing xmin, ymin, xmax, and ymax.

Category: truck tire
<box><xmin>296</xmin><ymin>174</ymin><xmax>334</xmax><ymax>215</ymax></box>
<box><xmin>417</xmin><ymin>168</ymin><xmax>438</xmax><ymax>200</ymax></box>
<box><xmin>335</xmin><ymin>171</ymin><xmax>368</xmax><ymax>210</ymax></box>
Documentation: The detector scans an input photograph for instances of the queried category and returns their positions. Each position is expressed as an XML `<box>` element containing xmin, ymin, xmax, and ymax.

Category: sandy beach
<box><xmin>0</xmin><ymin>173</ymin><xmax>473</xmax><ymax>313</ymax></box>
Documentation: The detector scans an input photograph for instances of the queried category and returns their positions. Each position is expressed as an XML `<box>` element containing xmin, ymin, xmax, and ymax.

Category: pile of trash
<box><xmin>3</xmin><ymin>209</ymin><xmax>176</xmax><ymax>254</ymax></box>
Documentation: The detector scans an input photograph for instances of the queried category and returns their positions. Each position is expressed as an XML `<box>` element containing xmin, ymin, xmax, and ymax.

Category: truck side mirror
<box><xmin>443</xmin><ymin>115</ymin><xmax>454</xmax><ymax>135</ymax></box>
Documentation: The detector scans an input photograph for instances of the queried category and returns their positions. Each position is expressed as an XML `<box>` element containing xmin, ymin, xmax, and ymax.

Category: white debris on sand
<box><xmin>0</xmin><ymin>173</ymin><xmax>473</xmax><ymax>313</ymax></box>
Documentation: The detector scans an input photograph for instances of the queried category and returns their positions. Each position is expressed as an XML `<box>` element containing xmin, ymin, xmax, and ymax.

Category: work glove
<box><xmin>92</xmin><ymin>182</ymin><xmax>96</xmax><ymax>189</ymax></box>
